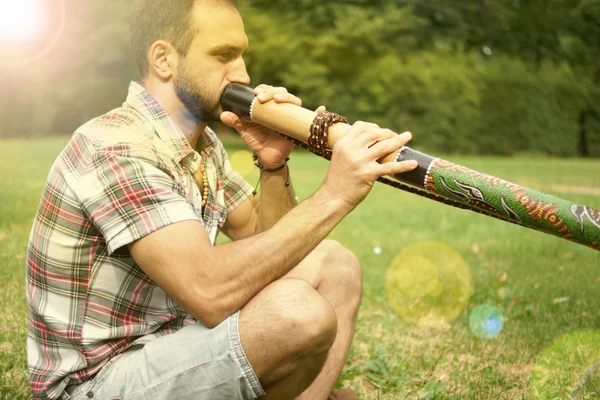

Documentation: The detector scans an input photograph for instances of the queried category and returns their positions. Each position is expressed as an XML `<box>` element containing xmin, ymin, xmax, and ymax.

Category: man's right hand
<box><xmin>322</xmin><ymin>122</ymin><xmax>418</xmax><ymax>211</ymax></box>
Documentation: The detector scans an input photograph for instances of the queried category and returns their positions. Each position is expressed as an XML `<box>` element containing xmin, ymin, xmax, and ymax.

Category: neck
<box><xmin>170</xmin><ymin>110</ymin><xmax>207</xmax><ymax>151</ymax></box>
<box><xmin>141</xmin><ymin>80</ymin><xmax>207</xmax><ymax>150</ymax></box>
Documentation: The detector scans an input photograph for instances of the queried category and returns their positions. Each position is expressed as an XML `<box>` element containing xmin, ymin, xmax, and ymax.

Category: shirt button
<box><xmin>192</xmin><ymin>153</ymin><xmax>198</xmax><ymax>162</ymax></box>
<box><xmin>86</xmin><ymin>391</ymin><xmax>94</xmax><ymax>398</ymax></box>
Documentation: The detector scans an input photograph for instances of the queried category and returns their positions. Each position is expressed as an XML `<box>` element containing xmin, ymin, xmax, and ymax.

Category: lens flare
<box><xmin>426</xmin><ymin>279</ymin><xmax>445</xmax><ymax>297</ymax></box>
<box><xmin>469</xmin><ymin>304</ymin><xmax>504</xmax><ymax>339</ymax></box>
<box><xmin>0</xmin><ymin>0</ymin><xmax>66</xmax><ymax>66</ymax></box>
<box><xmin>530</xmin><ymin>330</ymin><xmax>600</xmax><ymax>399</ymax></box>
<box><xmin>0</xmin><ymin>0</ymin><xmax>44</xmax><ymax>41</ymax></box>
<box><xmin>230</xmin><ymin>150</ymin><xmax>255</xmax><ymax>176</ymax></box>
<box><xmin>385</xmin><ymin>242</ymin><xmax>473</xmax><ymax>327</ymax></box>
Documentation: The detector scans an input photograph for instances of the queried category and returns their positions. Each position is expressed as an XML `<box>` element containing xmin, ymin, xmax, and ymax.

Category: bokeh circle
<box><xmin>530</xmin><ymin>330</ymin><xmax>600</xmax><ymax>399</ymax></box>
<box><xmin>469</xmin><ymin>304</ymin><xmax>504</xmax><ymax>339</ymax></box>
<box><xmin>385</xmin><ymin>242</ymin><xmax>473</xmax><ymax>327</ymax></box>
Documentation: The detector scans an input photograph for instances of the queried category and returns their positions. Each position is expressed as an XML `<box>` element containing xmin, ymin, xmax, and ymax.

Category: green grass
<box><xmin>1</xmin><ymin>135</ymin><xmax>599</xmax><ymax>399</ymax></box>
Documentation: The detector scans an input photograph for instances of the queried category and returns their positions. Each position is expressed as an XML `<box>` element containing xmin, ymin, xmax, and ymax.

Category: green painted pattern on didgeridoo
<box><xmin>425</xmin><ymin>159</ymin><xmax>600</xmax><ymax>251</ymax></box>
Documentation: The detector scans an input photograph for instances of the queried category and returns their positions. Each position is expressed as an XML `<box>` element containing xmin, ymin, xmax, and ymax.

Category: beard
<box><xmin>173</xmin><ymin>63</ymin><xmax>221</xmax><ymax>122</ymax></box>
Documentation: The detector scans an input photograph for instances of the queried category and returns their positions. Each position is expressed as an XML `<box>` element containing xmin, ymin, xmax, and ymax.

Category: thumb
<box><xmin>220</xmin><ymin>111</ymin><xmax>245</xmax><ymax>130</ymax></box>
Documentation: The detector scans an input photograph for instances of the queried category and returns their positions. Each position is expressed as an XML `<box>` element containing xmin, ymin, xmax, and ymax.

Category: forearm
<box><xmin>254</xmin><ymin>166</ymin><xmax>297</xmax><ymax>233</ymax></box>
<box><xmin>202</xmin><ymin>186</ymin><xmax>349</xmax><ymax>325</ymax></box>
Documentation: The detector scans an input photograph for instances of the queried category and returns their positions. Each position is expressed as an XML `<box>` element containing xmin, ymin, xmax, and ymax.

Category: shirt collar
<box><xmin>125</xmin><ymin>81</ymin><xmax>218</xmax><ymax>162</ymax></box>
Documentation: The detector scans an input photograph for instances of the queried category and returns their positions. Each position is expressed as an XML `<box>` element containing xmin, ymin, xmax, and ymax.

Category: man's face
<box><xmin>173</xmin><ymin>2</ymin><xmax>250</xmax><ymax>122</ymax></box>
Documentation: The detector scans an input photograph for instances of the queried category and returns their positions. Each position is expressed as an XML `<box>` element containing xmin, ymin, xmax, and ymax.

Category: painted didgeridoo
<box><xmin>221</xmin><ymin>83</ymin><xmax>600</xmax><ymax>252</ymax></box>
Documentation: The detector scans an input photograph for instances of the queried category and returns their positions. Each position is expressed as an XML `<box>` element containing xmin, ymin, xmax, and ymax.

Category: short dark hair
<box><xmin>130</xmin><ymin>0</ymin><xmax>238</xmax><ymax>78</ymax></box>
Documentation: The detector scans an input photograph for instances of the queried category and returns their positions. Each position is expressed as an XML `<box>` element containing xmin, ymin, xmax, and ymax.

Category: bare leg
<box><xmin>284</xmin><ymin>240</ymin><xmax>362</xmax><ymax>400</ymax></box>
<box><xmin>239</xmin><ymin>240</ymin><xmax>362</xmax><ymax>400</ymax></box>
<box><xmin>328</xmin><ymin>388</ymin><xmax>359</xmax><ymax>400</ymax></box>
<box><xmin>239</xmin><ymin>278</ymin><xmax>338</xmax><ymax>399</ymax></box>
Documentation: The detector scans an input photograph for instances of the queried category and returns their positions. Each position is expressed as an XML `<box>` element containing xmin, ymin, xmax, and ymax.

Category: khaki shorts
<box><xmin>64</xmin><ymin>312</ymin><xmax>265</xmax><ymax>399</ymax></box>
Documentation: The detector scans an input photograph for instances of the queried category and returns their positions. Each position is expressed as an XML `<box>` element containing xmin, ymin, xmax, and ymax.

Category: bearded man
<box><xmin>26</xmin><ymin>1</ymin><xmax>417</xmax><ymax>399</ymax></box>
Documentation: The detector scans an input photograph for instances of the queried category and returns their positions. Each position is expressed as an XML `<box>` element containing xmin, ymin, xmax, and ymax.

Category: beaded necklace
<box><xmin>199</xmin><ymin>157</ymin><xmax>209</xmax><ymax>207</ymax></box>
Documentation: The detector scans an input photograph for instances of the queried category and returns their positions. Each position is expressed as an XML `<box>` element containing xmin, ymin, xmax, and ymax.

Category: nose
<box><xmin>228</xmin><ymin>57</ymin><xmax>251</xmax><ymax>86</ymax></box>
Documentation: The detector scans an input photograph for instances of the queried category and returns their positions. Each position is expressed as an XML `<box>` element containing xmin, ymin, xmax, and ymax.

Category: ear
<box><xmin>148</xmin><ymin>40</ymin><xmax>178</xmax><ymax>81</ymax></box>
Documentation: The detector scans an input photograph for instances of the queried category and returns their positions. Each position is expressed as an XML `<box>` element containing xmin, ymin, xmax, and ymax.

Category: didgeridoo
<box><xmin>221</xmin><ymin>83</ymin><xmax>600</xmax><ymax>252</ymax></box>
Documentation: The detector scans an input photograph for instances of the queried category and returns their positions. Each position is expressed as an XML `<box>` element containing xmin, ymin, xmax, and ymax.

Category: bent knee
<box><xmin>263</xmin><ymin>279</ymin><xmax>338</xmax><ymax>354</ymax></box>
<box><xmin>319</xmin><ymin>240</ymin><xmax>363</xmax><ymax>300</ymax></box>
<box><xmin>320</xmin><ymin>240</ymin><xmax>361</xmax><ymax>275</ymax></box>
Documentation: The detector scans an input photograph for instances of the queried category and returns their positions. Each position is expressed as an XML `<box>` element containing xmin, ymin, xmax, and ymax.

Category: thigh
<box><xmin>284</xmin><ymin>240</ymin><xmax>362</xmax><ymax>305</ymax></box>
<box><xmin>65</xmin><ymin>314</ymin><xmax>264</xmax><ymax>400</ymax></box>
<box><xmin>282</xmin><ymin>239</ymin><xmax>335</xmax><ymax>288</ymax></box>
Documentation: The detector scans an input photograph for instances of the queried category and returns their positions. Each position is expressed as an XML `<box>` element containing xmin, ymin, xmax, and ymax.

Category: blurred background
<box><xmin>2</xmin><ymin>3</ymin><xmax>600</xmax><ymax>398</ymax></box>
<box><xmin>0</xmin><ymin>0</ymin><xmax>599</xmax><ymax>157</ymax></box>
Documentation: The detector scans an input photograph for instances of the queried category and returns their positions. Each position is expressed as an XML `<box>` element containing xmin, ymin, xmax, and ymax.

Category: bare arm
<box><xmin>129</xmin><ymin>185</ymin><xmax>344</xmax><ymax>329</ymax></box>
<box><xmin>255</xmin><ymin>164</ymin><xmax>297</xmax><ymax>232</ymax></box>
<box><xmin>221</xmin><ymin>90</ymin><xmax>328</xmax><ymax>240</ymax></box>
<box><xmin>221</xmin><ymin>163</ymin><xmax>297</xmax><ymax>240</ymax></box>
<box><xmin>247</xmin><ymin>104</ymin><xmax>329</xmax><ymax>234</ymax></box>
<box><xmin>129</xmin><ymin>123</ymin><xmax>417</xmax><ymax>328</ymax></box>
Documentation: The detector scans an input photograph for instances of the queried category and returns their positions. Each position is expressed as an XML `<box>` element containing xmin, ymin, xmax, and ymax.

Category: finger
<box><xmin>368</xmin><ymin>131</ymin><xmax>412</xmax><ymax>159</ymax></box>
<box><xmin>344</xmin><ymin>121</ymin><xmax>380</xmax><ymax>140</ymax></box>
<box><xmin>255</xmin><ymin>86</ymin><xmax>288</xmax><ymax>103</ymax></box>
<box><xmin>273</xmin><ymin>92</ymin><xmax>302</xmax><ymax>107</ymax></box>
<box><xmin>268</xmin><ymin>86</ymin><xmax>288</xmax><ymax>94</ymax></box>
<box><xmin>354</xmin><ymin>127</ymin><xmax>397</xmax><ymax>147</ymax></box>
<box><xmin>254</xmin><ymin>84</ymin><xmax>273</xmax><ymax>94</ymax></box>
<box><xmin>254</xmin><ymin>84</ymin><xmax>272</xmax><ymax>102</ymax></box>
<box><xmin>315</xmin><ymin>105</ymin><xmax>327</xmax><ymax>113</ymax></box>
<box><xmin>377</xmin><ymin>159</ymin><xmax>420</xmax><ymax>177</ymax></box>
<box><xmin>365</xmin><ymin>129</ymin><xmax>400</xmax><ymax>148</ymax></box>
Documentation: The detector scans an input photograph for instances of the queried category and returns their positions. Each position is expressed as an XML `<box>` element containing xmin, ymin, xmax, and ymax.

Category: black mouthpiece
<box><xmin>220</xmin><ymin>83</ymin><xmax>256</xmax><ymax>120</ymax></box>
<box><xmin>393</xmin><ymin>147</ymin><xmax>435</xmax><ymax>187</ymax></box>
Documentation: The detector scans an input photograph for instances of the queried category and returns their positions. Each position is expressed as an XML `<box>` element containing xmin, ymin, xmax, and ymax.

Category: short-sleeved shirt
<box><xmin>26</xmin><ymin>81</ymin><xmax>253</xmax><ymax>399</ymax></box>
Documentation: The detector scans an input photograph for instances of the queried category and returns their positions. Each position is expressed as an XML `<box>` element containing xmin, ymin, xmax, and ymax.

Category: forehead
<box><xmin>189</xmin><ymin>2</ymin><xmax>248</xmax><ymax>50</ymax></box>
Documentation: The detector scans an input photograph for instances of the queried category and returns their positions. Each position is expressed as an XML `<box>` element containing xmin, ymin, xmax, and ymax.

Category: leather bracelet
<box><xmin>252</xmin><ymin>153</ymin><xmax>289</xmax><ymax>172</ymax></box>
<box><xmin>251</xmin><ymin>153</ymin><xmax>291</xmax><ymax>196</ymax></box>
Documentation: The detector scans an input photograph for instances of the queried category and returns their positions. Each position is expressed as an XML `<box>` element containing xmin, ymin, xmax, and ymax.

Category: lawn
<box><xmin>1</xmin><ymin>135</ymin><xmax>599</xmax><ymax>399</ymax></box>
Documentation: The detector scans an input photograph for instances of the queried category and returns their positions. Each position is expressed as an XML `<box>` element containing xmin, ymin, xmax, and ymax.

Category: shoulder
<box><xmin>57</xmin><ymin>107</ymin><xmax>162</xmax><ymax>178</ymax></box>
<box><xmin>76</xmin><ymin>106</ymin><xmax>155</xmax><ymax>151</ymax></box>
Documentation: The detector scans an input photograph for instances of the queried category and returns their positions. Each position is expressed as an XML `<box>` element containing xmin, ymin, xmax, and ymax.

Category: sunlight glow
<box><xmin>0</xmin><ymin>0</ymin><xmax>45</xmax><ymax>42</ymax></box>
<box><xmin>386</xmin><ymin>242</ymin><xmax>473</xmax><ymax>328</ymax></box>
<box><xmin>0</xmin><ymin>0</ymin><xmax>65</xmax><ymax>66</ymax></box>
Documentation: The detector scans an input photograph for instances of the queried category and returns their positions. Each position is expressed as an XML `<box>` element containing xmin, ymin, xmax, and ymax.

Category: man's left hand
<box><xmin>221</xmin><ymin>85</ymin><xmax>317</xmax><ymax>169</ymax></box>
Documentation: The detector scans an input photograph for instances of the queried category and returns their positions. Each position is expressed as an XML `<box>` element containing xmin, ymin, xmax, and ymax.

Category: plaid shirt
<box><xmin>26</xmin><ymin>82</ymin><xmax>253</xmax><ymax>399</ymax></box>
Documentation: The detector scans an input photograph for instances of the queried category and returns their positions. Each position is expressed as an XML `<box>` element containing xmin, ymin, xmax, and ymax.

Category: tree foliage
<box><xmin>1</xmin><ymin>0</ymin><xmax>598</xmax><ymax>156</ymax></box>
<box><xmin>240</xmin><ymin>0</ymin><xmax>600</xmax><ymax>156</ymax></box>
